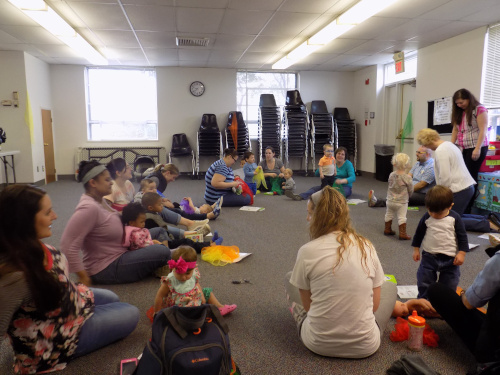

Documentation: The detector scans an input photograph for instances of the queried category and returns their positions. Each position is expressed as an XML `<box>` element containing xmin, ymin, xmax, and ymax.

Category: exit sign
<box><xmin>395</xmin><ymin>60</ymin><xmax>405</xmax><ymax>74</ymax></box>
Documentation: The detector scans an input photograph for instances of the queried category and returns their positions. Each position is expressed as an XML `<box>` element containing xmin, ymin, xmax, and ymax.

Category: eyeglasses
<box><xmin>231</xmin><ymin>156</ymin><xmax>238</xmax><ymax>162</ymax></box>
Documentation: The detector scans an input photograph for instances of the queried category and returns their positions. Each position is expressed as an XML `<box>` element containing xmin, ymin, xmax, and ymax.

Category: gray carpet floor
<box><xmin>1</xmin><ymin>173</ymin><xmax>489</xmax><ymax>374</ymax></box>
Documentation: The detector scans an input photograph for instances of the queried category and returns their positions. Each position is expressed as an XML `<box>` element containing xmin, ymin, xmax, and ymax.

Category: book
<box><xmin>239</xmin><ymin>206</ymin><xmax>265</xmax><ymax>212</ymax></box>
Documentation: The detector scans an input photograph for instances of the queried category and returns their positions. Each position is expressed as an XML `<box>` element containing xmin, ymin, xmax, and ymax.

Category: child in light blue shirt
<box><xmin>243</xmin><ymin>151</ymin><xmax>258</xmax><ymax>195</ymax></box>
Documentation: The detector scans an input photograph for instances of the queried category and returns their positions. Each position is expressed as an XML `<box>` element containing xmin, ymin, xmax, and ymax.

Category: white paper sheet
<box><xmin>397</xmin><ymin>285</ymin><xmax>418</xmax><ymax>299</ymax></box>
<box><xmin>239</xmin><ymin>206</ymin><xmax>265</xmax><ymax>212</ymax></box>
<box><xmin>232</xmin><ymin>252</ymin><xmax>252</xmax><ymax>263</ymax></box>
<box><xmin>347</xmin><ymin>199</ymin><xmax>367</xmax><ymax>205</ymax></box>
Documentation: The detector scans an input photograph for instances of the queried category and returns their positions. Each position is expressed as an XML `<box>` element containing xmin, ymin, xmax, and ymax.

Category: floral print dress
<box><xmin>7</xmin><ymin>244</ymin><xmax>94</xmax><ymax>374</ymax></box>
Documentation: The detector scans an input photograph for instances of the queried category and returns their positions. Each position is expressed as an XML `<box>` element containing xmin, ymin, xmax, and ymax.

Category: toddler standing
<box><xmin>243</xmin><ymin>151</ymin><xmax>259</xmax><ymax>195</ymax></box>
<box><xmin>153</xmin><ymin>246</ymin><xmax>237</xmax><ymax>316</ymax></box>
<box><xmin>412</xmin><ymin>185</ymin><xmax>469</xmax><ymax>299</ymax></box>
<box><xmin>384</xmin><ymin>153</ymin><xmax>413</xmax><ymax>240</ymax></box>
<box><xmin>318</xmin><ymin>144</ymin><xmax>336</xmax><ymax>188</ymax></box>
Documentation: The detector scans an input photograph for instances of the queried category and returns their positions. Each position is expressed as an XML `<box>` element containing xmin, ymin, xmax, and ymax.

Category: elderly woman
<box><xmin>0</xmin><ymin>185</ymin><xmax>139</xmax><ymax>374</ymax></box>
<box><xmin>205</xmin><ymin>148</ymin><xmax>251</xmax><ymax>207</ymax></box>
<box><xmin>451</xmin><ymin>88</ymin><xmax>489</xmax><ymax>183</ymax></box>
<box><xmin>258</xmin><ymin>146</ymin><xmax>285</xmax><ymax>192</ymax></box>
<box><xmin>284</xmin><ymin>187</ymin><xmax>397</xmax><ymax>358</ymax></box>
<box><xmin>61</xmin><ymin>160</ymin><xmax>172</xmax><ymax>285</ymax></box>
<box><xmin>288</xmin><ymin>146</ymin><xmax>356</xmax><ymax>200</ymax></box>
<box><xmin>416</xmin><ymin>128</ymin><xmax>498</xmax><ymax>232</ymax></box>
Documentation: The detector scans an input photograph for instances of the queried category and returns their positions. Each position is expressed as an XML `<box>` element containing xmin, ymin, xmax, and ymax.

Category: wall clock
<box><xmin>190</xmin><ymin>81</ymin><xmax>205</xmax><ymax>97</ymax></box>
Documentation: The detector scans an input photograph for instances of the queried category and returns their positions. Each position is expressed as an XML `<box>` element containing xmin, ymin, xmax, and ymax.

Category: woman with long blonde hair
<box><xmin>285</xmin><ymin>186</ymin><xmax>397</xmax><ymax>358</ymax></box>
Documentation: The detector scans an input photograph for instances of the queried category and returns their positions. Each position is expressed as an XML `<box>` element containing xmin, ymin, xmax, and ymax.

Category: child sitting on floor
<box><xmin>243</xmin><ymin>151</ymin><xmax>259</xmax><ymax>195</ymax></box>
<box><xmin>141</xmin><ymin>192</ymin><xmax>223</xmax><ymax>253</ymax></box>
<box><xmin>281</xmin><ymin>168</ymin><xmax>295</xmax><ymax>193</ymax></box>
<box><xmin>412</xmin><ymin>185</ymin><xmax>469</xmax><ymax>299</ymax></box>
<box><xmin>122</xmin><ymin>202</ymin><xmax>164</xmax><ymax>250</ymax></box>
<box><xmin>384</xmin><ymin>153</ymin><xmax>413</xmax><ymax>240</ymax></box>
<box><xmin>153</xmin><ymin>246</ymin><xmax>237</xmax><ymax>316</ymax></box>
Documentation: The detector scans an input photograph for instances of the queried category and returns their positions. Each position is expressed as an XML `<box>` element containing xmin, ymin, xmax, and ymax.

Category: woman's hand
<box><xmin>264</xmin><ymin>173</ymin><xmax>277</xmax><ymax>178</ymax></box>
<box><xmin>472</xmin><ymin>148</ymin><xmax>481</xmax><ymax>161</ymax></box>
<box><xmin>335</xmin><ymin>178</ymin><xmax>347</xmax><ymax>185</ymax></box>
<box><xmin>278</xmin><ymin>173</ymin><xmax>284</xmax><ymax>178</ymax></box>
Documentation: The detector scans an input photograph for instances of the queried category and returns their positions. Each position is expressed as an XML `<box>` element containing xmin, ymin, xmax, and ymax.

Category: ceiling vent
<box><xmin>176</xmin><ymin>37</ymin><xmax>210</xmax><ymax>47</ymax></box>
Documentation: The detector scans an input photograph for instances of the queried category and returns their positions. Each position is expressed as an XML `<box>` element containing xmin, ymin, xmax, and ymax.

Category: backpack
<box><xmin>135</xmin><ymin>304</ymin><xmax>232</xmax><ymax>375</ymax></box>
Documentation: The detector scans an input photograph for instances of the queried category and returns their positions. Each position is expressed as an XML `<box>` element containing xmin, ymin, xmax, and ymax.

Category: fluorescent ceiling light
<box><xmin>8</xmin><ymin>0</ymin><xmax>107</xmax><ymax>65</ymax></box>
<box><xmin>338</xmin><ymin>0</ymin><xmax>400</xmax><ymax>25</ymax></box>
<box><xmin>272</xmin><ymin>0</ymin><xmax>400</xmax><ymax>69</ymax></box>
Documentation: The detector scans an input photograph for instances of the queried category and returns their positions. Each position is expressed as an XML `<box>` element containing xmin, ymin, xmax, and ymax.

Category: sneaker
<box><xmin>368</xmin><ymin>190</ymin><xmax>377</xmax><ymax>207</ymax></box>
<box><xmin>194</xmin><ymin>224</ymin><xmax>211</xmax><ymax>236</ymax></box>
<box><xmin>213</xmin><ymin>196</ymin><xmax>223</xmax><ymax>215</ymax></box>
<box><xmin>187</xmin><ymin>219</ymin><xmax>209</xmax><ymax>231</ymax></box>
<box><xmin>285</xmin><ymin>190</ymin><xmax>303</xmax><ymax>201</ymax></box>
<box><xmin>212</xmin><ymin>230</ymin><xmax>223</xmax><ymax>245</ymax></box>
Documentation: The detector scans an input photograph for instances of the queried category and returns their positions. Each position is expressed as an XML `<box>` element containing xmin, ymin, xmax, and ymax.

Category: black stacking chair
<box><xmin>283</xmin><ymin>90</ymin><xmax>308</xmax><ymax>173</ymax></box>
<box><xmin>133</xmin><ymin>155</ymin><xmax>155</xmax><ymax>182</ymax></box>
<box><xmin>258</xmin><ymin>94</ymin><xmax>282</xmax><ymax>162</ymax></box>
<box><xmin>169</xmin><ymin>133</ymin><xmax>196</xmax><ymax>178</ymax></box>
<box><xmin>197</xmin><ymin>114</ymin><xmax>223</xmax><ymax>177</ymax></box>
<box><xmin>334</xmin><ymin>107</ymin><xmax>357</xmax><ymax>171</ymax></box>
<box><xmin>309</xmin><ymin>100</ymin><xmax>336</xmax><ymax>169</ymax></box>
<box><xmin>226</xmin><ymin>111</ymin><xmax>250</xmax><ymax>158</ymax></box>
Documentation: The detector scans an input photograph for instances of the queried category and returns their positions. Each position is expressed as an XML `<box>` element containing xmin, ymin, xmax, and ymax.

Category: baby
<box><xmin>281</xmin><ymin>168</ymin><xmax>295</xmax><ymax>192</ymax></box>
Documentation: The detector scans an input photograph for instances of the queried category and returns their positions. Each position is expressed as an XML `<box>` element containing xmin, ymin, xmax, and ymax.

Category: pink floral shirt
<box><xmin>160</xmin><ymin>268</ymin><xmax>203</xmax><ymax>308</ymax></box>
<box><xmin>7</xmin><ymin>244</ymin><xmax>94</xmax><ymax>374</ymax></box>
<box><xmin>123</xmin><ymin>226</ymin><xmax>154</xmax><ymax>250</ymax></box>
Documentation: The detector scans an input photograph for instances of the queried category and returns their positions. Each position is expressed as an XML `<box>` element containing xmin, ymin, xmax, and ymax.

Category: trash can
<box><xmin>374</xmin><ymin>144</ymin><xmax>395</xmax><ymax>182</ymax></box>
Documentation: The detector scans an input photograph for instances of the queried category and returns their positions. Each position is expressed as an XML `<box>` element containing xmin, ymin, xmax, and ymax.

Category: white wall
<box><xmin>414</xmin><ymin>26</ymin><xmax>487</xmax><ymax>145</ymax></box>
<box><xmin>0</xmin><ymin>51</ymin><xmax>33</xmax><ymax>183</ymax></box>
<box><xmin>25</xmin><ymin>53</ymin><xmax>52</xmax><ymax>182</ymax></box>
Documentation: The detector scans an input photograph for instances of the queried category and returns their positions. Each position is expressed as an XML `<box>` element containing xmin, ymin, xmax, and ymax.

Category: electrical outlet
<box><xmin>42</xmin><ymin>166</ymin><xmax>45</xmax><ymax>172</ymax></box>
<box><xmin>37</xmin><ymin>166</ymin><xmax>39</xmax><ymax>172</ymax></box>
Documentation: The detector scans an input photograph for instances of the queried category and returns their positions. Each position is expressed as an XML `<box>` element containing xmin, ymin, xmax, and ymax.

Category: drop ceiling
<box><xmin>0</xmin><ymin>0</ymin><xmax>498</xmax><ymax>71</ymax></box>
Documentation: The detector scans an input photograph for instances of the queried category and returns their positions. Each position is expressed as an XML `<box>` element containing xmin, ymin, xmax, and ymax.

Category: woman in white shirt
<box><xmin>284</xmin><ymin>186</ymin><xmax>397</xmax><ymax>358</ymax></box>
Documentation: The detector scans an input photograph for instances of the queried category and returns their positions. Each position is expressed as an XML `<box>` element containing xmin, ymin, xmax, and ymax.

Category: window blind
<box><xmin>483</xmin><ymin>24</ymin><xmax>500</xmax><ymax>107</ymax></box>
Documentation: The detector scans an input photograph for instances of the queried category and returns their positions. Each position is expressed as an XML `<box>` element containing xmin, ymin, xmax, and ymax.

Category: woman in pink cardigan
<box><xmin>61</xmin><ymin>160</ymin><xmax>171</xmax><ymax>285</ymax></box>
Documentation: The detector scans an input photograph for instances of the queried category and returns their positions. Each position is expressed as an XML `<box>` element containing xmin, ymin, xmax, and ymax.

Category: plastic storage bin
<box><xmin>374</xmin><ymin>144</ymin><xmax>395</xmax><ymax>182</ymax></box>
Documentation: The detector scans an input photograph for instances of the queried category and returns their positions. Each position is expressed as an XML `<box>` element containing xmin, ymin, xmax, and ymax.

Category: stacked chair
<box><xmin>334</xmin><ymin>107</ymin><xmax>357</xmax><ymax>172</ymax></box>
<box><xmin>309</xmin><ymin>100</ymin><xmax>336</xmax><ymax>170</ymax></box>
<box><xmin>282</xmin><ymin>90</ymin><xmax>309</xmax><ymax>173</ymax></box>
<box><xmin>169</xmin><ymin>133</ymin><xmax>196</xmax><ymax>178</ymax></box>
<box><xmin>225</xmin><ymin>111</ymin><xmax>250</xmax><ymax>158</ymax></box>
<box><xmin>258</xmin><ymin>94</ymin><xmax>282</xmax><ymax>161</ymax></box>
<box><xmin>196</xmin><ymin>114</ymin><xmax>223</xmax><ymax>177</ymax></box>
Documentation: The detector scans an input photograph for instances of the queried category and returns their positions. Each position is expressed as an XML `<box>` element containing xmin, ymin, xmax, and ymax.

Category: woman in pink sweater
<box><xmin>61</xmin><ymin>160</ymin><xmax>171</xmax><ymax>285</ymax></box>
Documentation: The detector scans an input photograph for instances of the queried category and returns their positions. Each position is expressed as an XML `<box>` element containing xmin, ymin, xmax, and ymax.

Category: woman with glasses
<box><xmin>204</xmin><ymin>148</ymin><xmax>251</xmax><ymax>207</ymax></box>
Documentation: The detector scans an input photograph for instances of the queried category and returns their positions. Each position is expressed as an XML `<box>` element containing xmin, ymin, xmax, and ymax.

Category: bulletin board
<box><xmin>427</xmin><ymin>97</ymin><xmax>453</xmax><ymax>134</ymax></box>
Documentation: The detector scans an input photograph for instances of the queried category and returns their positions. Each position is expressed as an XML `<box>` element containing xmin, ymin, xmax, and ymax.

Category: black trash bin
<box><xmin>374</xmin><ymin>144</ymin><xmax>395</xmax><ymax>182</ymax></box>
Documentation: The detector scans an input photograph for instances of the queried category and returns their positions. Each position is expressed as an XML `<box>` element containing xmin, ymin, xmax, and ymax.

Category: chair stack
<box><xmin>309</xmin><ymin>100</ymin><xmax>336</xmax><ymax>170</ymax></box>
<box><xmin>225</xmin><ymin>111</ymin><xmax>250</xmax><ymax>158</ymax></box>
<box><xmin>169</xmin><ymin>133</ymin><xmax>196</xmax><ymax>178</ymax></box>
<box><xmin>283</xmin><ymin>90</ymin><xmax>308</xmax><ymax>173</ymax></box>
<box><xmin>197</xmin><ymin>114</ymin><xmax>223</xmax><ymax>177</ymax></box>
<box><xmin>334</xmin><ymin>107</ymin><xmax>357</xmax><ymax>171</ymax></box>
<box><xmin>258</xmin><ymin>94</ymin><xmax>282</xmax><ymax>161</ymax></box>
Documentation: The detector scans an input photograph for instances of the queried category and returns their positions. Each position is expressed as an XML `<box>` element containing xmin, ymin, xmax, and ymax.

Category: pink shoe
<box><xmin>219</xmin><ymin>304</ymin><xmax>237</xmax><ymax>316</ymax></box>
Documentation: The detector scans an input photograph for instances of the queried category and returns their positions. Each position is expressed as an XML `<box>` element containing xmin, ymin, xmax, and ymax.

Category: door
<box><xmin>42</xmin><ymin>109</ymin><xmax>56</xmax><ymax>183</ymax></box>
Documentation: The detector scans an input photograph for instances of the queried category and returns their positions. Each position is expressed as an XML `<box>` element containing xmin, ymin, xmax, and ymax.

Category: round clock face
<box><xmin>190</xmin><ymin>81</ymin><xmax>205</xmax><ymax>97</ymax></box>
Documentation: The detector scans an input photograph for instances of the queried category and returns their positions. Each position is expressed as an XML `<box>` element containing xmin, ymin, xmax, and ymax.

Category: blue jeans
<box><xmin>247</xmin><ymin>182</ymin><xmax>257</xmax><ymax>195</ymax></box>
<box><xmin>461</xmin><ymin>214</ymin><xmax>490</xmax><ymax>232</ymax></box>
<box><xmin>159</xmin><ymin>207</ymin><xmax>185</xmax><ymax>238</ymax></box>
<box><xmin>417</xmin><ymin>251</ymin><xmax>460</xmax><ymax>299</ymax></box>
<box><xmin>206</xmin><ymin>192</ymin><xmax>251</xmax><ymax>207</ymax></box>
<box><xmin>299</xmin><ymin>185</ymin><xmax>352</xmax><ymax>200</ymax></box>
<box><xmin>451</xmin><ymin>185</ymin><xmax>475</xmax><ymax>216</ymax></box>
<box><xmin>74</xmin><ymin>288</ymin><xmax>139</xmax><ymax>357</ymax></box>
<box><xmin>91</xmin><ymin>242</ymin><xmax>171</xmax><ymax>284</ymax></box>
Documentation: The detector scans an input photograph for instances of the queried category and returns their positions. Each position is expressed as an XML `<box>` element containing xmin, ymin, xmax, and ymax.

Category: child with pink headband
<box><xmin>153</xmin><ymin>246</ymin><xmax>237</xmax><ymax>316</ymax></box>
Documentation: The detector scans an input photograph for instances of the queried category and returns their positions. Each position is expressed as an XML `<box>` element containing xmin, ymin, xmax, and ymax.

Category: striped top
<box><xmin>455</xmin><ymin>105</ymin><xmax>488</xmax><ymax>150</ymax></box>
<box><xmin>204</xmin><ymin>159</ymin><xmax>234</xmax><ymax>204</ymax></box>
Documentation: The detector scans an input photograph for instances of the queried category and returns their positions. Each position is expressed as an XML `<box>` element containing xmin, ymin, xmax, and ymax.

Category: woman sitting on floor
<box><xmin>258</xmin><ymin>146</ymin><xmax>285</xmax><ymax>192</ymax></box>
<box><xmin>0</xmin><ymin>185</ymin><xmax>139</xmax><ymax>374</ymax></box>
<box><xmin>287</xmin><ymin>146</ymin><xmax>356</xmax><ymax>200</ymax></box>
<box><xmin>285</xmin><ymin>186</ymin><xmax>397</xmax><ymax>358</ymax></box>
<box><xmin>61</xmin><ymin>160</ymin><xmax>172</xmax><ymax>285</ymax></box>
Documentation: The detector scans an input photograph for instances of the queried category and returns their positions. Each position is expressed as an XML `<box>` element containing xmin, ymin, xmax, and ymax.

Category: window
<box><xmin>237</xmin><ymin>72</ymin><xmax>297</xmax><ymax>138</ymax></box>
<box><xmin>86</xmin><ymin>67</ymin><xmax>158</xmax><ymax>141</ymax></box>
<box><xmin>481</xmin><ymin>24</ymin><xmax>500</xmax><ymax>141</ymax></box>
<box><xmin>384</xmin><ymin>54</ymin><xmax>417</xmax><ymax>85</ymax></box>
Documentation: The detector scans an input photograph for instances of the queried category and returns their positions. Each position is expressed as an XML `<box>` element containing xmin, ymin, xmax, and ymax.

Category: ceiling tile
<box><xmin>208</xmin><ymin>49</ymin><xmax>243</xmax><ymax>62</ymax></box>
<box><xmin>176</xmin><ymin>7</ymin><xmax>225</xmax><ymax>34</ymax></box>
<box><xmin>375</xmin><ymin>18</ymin><xmax>451</xmax><ymax>41</ymax></box>
<box><xmin>212</xmin><ymin>34</ymin><xmax>256</xmax><ymax>50</ymax></box>
<box><xmin>345</xmin><ymin>40</ymin><xmax>396</xmax><ymax>55</ymax></box>
<box><xmin>178</xmin><ymin>60</ymin><xmax>207</xmax><ymax>67</ymax></box>
<box><xmin>409</xmin><ymin>21</ymin><xmax>487</xmax><ymax>43</ymax></box>
<box><xmin>0</xmin><ymin>2</ymin><xmax>37</xmax><ymax>26</ymax></box>
<box><xmin>0</xmin><ymin>25</ymin><xmax>62</xmax><ymax>44</ymax></box>
<box><xmin>124</xmin><ymin>0</ymin><xmax>174</xmax><ymax>5</ymax></box>
<box><xmin>206</xmin><ymin>60</ymin><xmax>236</xmax><ymax>68</ymax></box>
<box><xmin>322</xmin><ymin>0</ymin><xmax>358</xmax><ymax>15</ymax></box>
<box><xmin>280</xmin><ymin>0</ymin><xmax>344</xmax><ymax>14</ymax></box>
<box><xmin>219</xmin><ymin>9</ymin><xmax>274</xmax><ymax>35</ymax></box>
<box><xmin>124</xmin><ymin>5</ymin><xmax>176</xmax><ymax>32</ymax></box>
<box><xmin>417</xmin><ymin>0</ymin><xmax>500</xmax><ymax>21</ymax></box>
<box><xmin>300</xmin><ymin>52</ymin><xmax>341</xmax><ymax>65</ymax></box>
<box><xmin>136</xmin><ymin>31</ymin><xmax>178</xmax><ymax>48</ymax></box>
<box><xmin>260</xmin><ymin>11</ymin><xmax>321</xmax><ymax>37</ymax></box>
<box><xmin>34</xmin><ymin>44</ymin><xmax>84</xmax><ymax>58</ymax></box>
<box><xmin>144</xmin><ymin>47</ymin><xmax>178</xmax><ymax>61</ymax></box>
<box><xmin>340</xmin><ymin>16</ymin><xmax>410</xmax><ymax>40</ymax></box>
<box><xmin>91</xmin><ymin>30</ymin><xmax>138</xmax><ymax>48</ymax></box>
<box><xmin>246</xmin><ymin>35</ymin><xmax>290</xmax><ymax>53</ymax></box>
<box><xmin>229</xmin><ymin>0</ymin><xmax>283</xmax><ymax>11</ymax></box>
<box><xmin>351</xmin><ymin>53</ymin><xmax>394</xmax><ymax>65</ymax></box>
<box><xmin>237</xmin><ymin>51</ymin><xmax>276</xmax><ymax>64</ymax></box>
<box><xmin>462</xmin><ymin>5</ymin><xmax>500</xmax><ymax>23</ymax></box>
<box><xmin>319</xmin><ymin>38</ymin><xmax>368</xmax><ymax>54</ymax></box>
<box><xmin>51</xmin><ymin>56</ymin><xmax>92</xmax><ymax>65</ymax></box>
<box><xmin>323</xmin><ymin>54</ymin><xmax>368</xmax><ymax>65</ymax></box>
<box><xmin>0</xmin><ymin>29</ymin><xmax>22</xmax><ymax>43</ymax></box>
<box><xmin>178</xmin><ymin>48</ymin><xmax>211</xmax><ymax>61</ymax></box>
<box><xmin>66</xmin><ymin>3</ymin><xmax>131</xmax><ymax>30</ymax></box>
<box><xmin>106</xmin><ymin>47</ymin><xmax>146</xmax><ymax>60</ymax></box>
<box><xmin>173</xmin><ymin>0</ymin><xmax>228</xmax><ymax>9</ymax></box>
<box><xmin>383</xmin><ymin>40</ymin><xmax>423</xmax><ymax>54</ymax></box>
<box><xmin>376</xmin><ymin>0</ymin><xmax>451</xmax><ymax>19</ymax></box>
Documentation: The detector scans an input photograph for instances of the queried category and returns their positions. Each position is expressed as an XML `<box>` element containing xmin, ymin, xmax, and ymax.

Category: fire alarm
<box><xmin>365</xmin><ymin>79</ymin><xmax>369</xmax><ymax>85</ymax></box>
